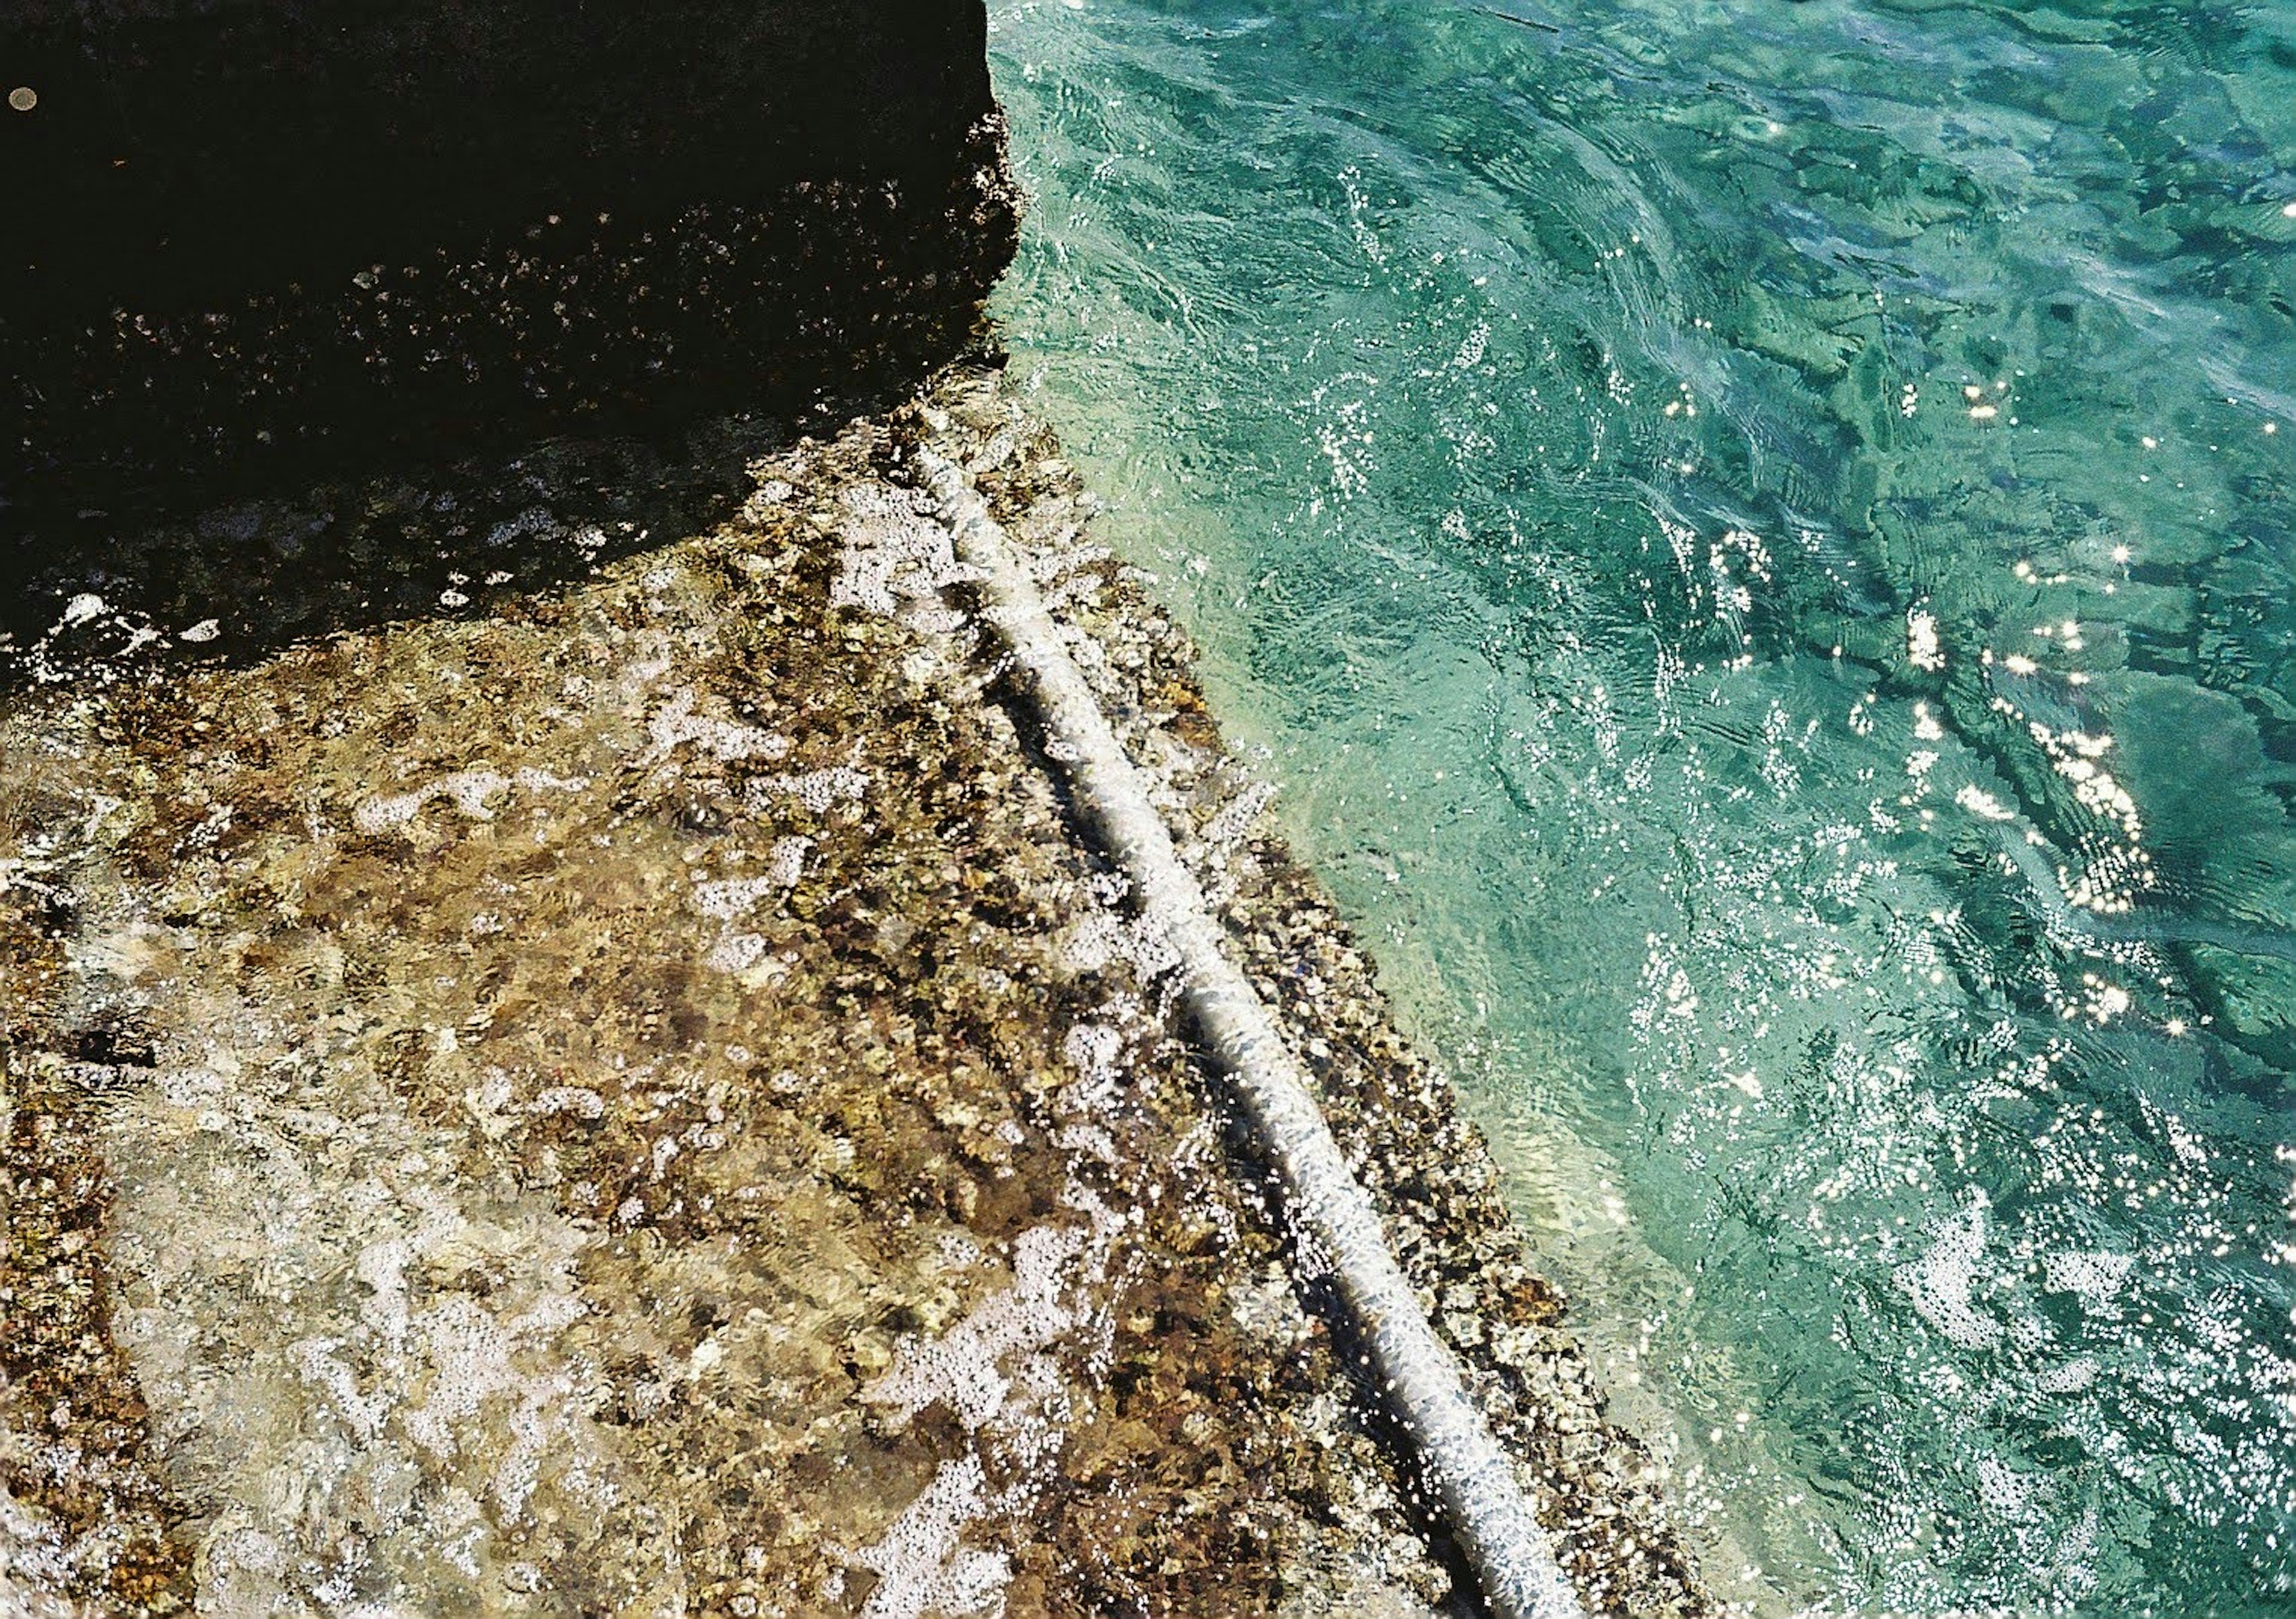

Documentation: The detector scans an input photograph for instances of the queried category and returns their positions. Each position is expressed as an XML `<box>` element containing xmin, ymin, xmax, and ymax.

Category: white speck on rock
<box><xmin>352</xmin><ymin>768</ymin><xmax>585</xmax><ymax>835</ymax></box>
<box><xmin>642</xmin><ymin>688</ymin><xmax>790</xmax><ymax>765</ymax></box>
<box><xmin>704</xmin><ymin>933</ymin><xmax>772</xmax><ymax>976</ymax></box>
<box><xmin>855</xmin><ymin>1456</ymin><xmax>1011</xmax><ymax>1619</ymax></box>
<box><xmin>757</xmin><ymin>766</ymin><xmax>869</xmax><ymax>817</ymax></box>
<box><xmin>692</xmin><ymin>874</ymin><xmax>787</xmax><ymax>921</ymax></box>
<box><xmin>831</xmin><ymin>483</ymin><xmax>982</xmax><ymax>619</ymax></box>
<box><xmin>868</xmin><ymin>1222</ymin><xmax>1094</xmax><ymax>1433</ymax></box>
<box><xmin>768</xmin><ymin>835</ymin><xmax>812</xmax><ymax>888</ymax></box>
<box><xmin>1</xmin><ymin>1480</ymin><xmax>92</xmax><ymax>1618</ymax></box>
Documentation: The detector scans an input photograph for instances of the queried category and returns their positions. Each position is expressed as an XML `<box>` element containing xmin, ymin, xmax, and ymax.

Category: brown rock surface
<box><xmin>0</xmin><ymin>371</ymin><xmax>1717</xmax><ymax>1617</ymax></box>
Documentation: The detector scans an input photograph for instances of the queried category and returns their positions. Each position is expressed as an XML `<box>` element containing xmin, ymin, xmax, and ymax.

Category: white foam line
<box><xmin>912</xmin><ymin>432</ymin><xmax>1584</xmax><ymax>1619</ymax></box>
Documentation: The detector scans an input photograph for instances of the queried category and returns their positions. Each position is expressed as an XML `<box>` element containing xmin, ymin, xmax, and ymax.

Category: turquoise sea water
<box><xmin>985</xmin><ymin>1</ymin><xmax>2296</xmax><ymax>1612</ymax></box>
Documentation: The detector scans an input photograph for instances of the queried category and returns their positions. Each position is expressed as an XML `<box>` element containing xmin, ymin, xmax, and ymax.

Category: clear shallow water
<box><xmin>986</xmin><ymin>1</ymin><xmax>2296</xmax><ymax>1612</ymax></box>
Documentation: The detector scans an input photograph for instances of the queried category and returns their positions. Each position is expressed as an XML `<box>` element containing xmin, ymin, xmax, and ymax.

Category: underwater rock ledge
<box><xmin>0</xmin><ymin>367</ymin><xmax>1719</xmax><ymax>1618</ymax></box>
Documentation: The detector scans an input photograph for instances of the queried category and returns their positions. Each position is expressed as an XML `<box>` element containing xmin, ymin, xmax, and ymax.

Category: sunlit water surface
<box><xmin>987</xmin><ymin>1</ymin><xmax>2296</xmax><ymax>1611</ymax></box>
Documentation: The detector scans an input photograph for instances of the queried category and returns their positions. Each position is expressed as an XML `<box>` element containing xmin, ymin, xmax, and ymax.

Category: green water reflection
<box><xmin>989</xmin><ymin>0</ymin><xmax>2296</xmax><ymax>1611</ymax></box>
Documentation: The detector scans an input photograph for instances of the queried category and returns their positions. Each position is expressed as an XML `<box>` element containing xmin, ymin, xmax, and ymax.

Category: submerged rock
<box><xmin>0</xmin><ymin>371</ymin><xmax>1719</xmax><ymax>1617</ymax></box>
<box><xmin>0</xmin><ymin>391</ymin><xmax>1415</xmax><ymax>1617</ymax></box>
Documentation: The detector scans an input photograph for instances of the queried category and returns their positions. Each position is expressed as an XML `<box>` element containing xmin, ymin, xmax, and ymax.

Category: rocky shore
<box><xmin>4</xmin><ymin>10</ymin><xmax>1722</xmax><ymax>1611</ymax></box>
<box><xmin>1</xmin><ymin>367</ymin><xmax>1717</xmax><ymax>1618</ymax></box>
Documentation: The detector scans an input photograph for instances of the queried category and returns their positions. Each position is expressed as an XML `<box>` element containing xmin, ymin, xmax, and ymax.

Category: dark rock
<box><xmin>0</xmin><ymin>1</ymin><xmax>1018</xmax><ymax>523</ymax></box>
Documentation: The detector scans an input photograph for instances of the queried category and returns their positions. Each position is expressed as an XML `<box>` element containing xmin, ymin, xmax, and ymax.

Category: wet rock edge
<box><xmin>899</xmin><ymin>370</ymin><xmax>1720</xmax><ymax>1619</ymax></box>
